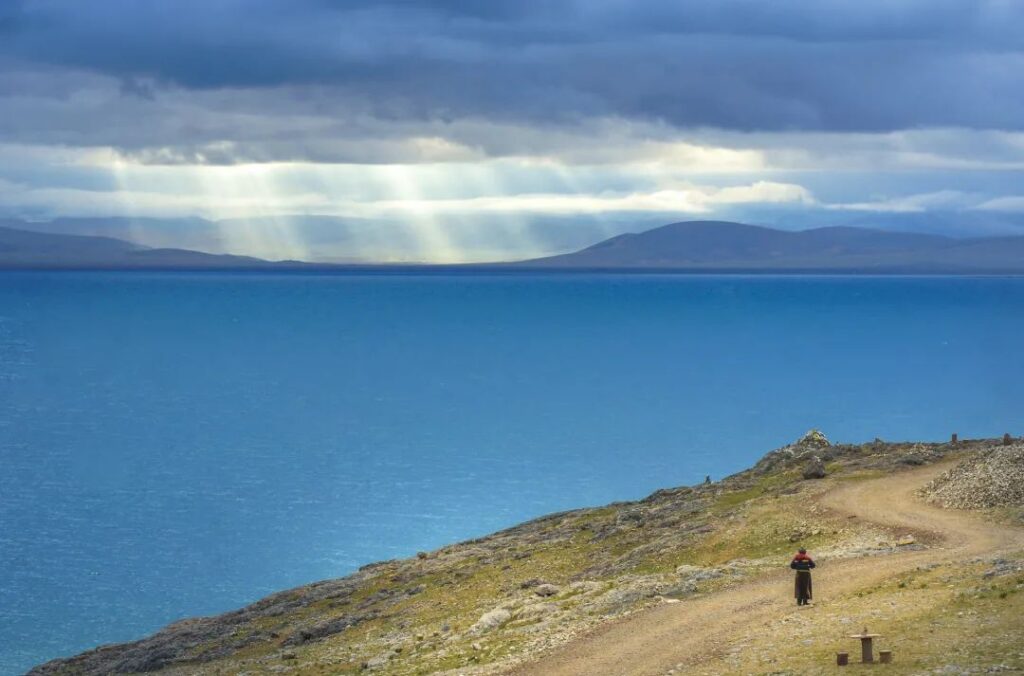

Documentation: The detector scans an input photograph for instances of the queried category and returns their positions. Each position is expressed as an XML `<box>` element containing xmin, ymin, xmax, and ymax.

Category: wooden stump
<box><xmin>879</xmin><ymin>650</ymin><xmax>893</xmax><ymax>663</ymax></box>
<box><xmin>836</xmin><ymin>652</ymin><xmax>849</xmax><ymax>666</ymax></box>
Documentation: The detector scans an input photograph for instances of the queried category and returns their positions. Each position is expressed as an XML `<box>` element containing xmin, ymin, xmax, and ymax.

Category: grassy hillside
<box><xmin>32</xmin><ymin>434</ymin><xmax>1023</xmax><ymax>675</ymax></box>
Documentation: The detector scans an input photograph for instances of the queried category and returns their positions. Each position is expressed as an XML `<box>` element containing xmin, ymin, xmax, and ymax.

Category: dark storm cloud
<box><xmin>1</xmin><ymin>0</ymin><xmax>1022</xmax><ymax>136</ymax></box>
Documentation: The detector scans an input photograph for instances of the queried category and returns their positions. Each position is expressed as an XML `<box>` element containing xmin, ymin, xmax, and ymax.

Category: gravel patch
<box><xmin>921</xmin><ymin>445</ymin><xmax>1024</xmax><ymax>509</ymax></box>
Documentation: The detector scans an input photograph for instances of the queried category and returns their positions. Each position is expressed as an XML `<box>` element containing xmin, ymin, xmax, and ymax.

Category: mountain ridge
<box><xmin>514</xmin><ymin>220</ymin><xmax>1024</xmax><ymax>271</ymax></box>
<box><xmin>0</xmin><ymin>226</ymin><xmax>303</xmax><ymax>269</ymax></box>
<box><xmin>3</xmin><ymin>220</ymin><xmax>1024</xmax><ymax>272</ymax></box>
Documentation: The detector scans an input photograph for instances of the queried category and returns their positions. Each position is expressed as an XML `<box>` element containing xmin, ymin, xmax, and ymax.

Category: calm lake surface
<box><xmin>1</xmin><ymin>272</ymin><xmax>1022</xmax><ymax>673</ymax></box>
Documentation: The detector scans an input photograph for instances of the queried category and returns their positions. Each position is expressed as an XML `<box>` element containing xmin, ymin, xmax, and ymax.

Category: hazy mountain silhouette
<box><xmin>4</xmin><ymin>220</ymin><xmax>1024</xmax><ymax>272</ymax></box>
<box><xmin>0</xmin><ymin>226</ymin><xmax>287</xmax><ymax>268</ymax></box>
<box><xmin>518</xmin><ymin>221</ymin><xmax>1024</xmax><ymax>272</ymax></box>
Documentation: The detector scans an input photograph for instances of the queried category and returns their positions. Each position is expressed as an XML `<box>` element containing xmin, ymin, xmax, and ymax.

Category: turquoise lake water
<box><xmin>1</xmin><ymin>272</ymin><xmax>1023</xmax><ymax>673</ymax></box>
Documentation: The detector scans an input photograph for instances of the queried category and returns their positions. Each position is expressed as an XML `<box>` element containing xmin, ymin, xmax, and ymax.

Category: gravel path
<box><xmin>505</xmin><ymin>462</ymin><xmax>1024</xmax><ymax>676</ymax></box>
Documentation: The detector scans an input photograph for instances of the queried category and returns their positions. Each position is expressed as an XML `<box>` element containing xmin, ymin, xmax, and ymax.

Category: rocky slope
<box><xmin>30</xmin><ymin>433</ymin><xmax>1013</xmax><ymax>675</ymax></box>
<box><xmin>921</xmin><ymin>444</ymin><xmax>1024</xmax><ymax>509</ymax></box>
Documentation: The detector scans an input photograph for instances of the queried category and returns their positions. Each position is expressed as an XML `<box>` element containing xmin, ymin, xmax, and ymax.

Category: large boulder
<box><xmin>802</xmin><ymin>455</ymin><xmax>827</xmax><ymax>480</ymax></box>
<box><xmin>534</xmin><ymin>584</ymin><xmax>560</xmax><ymax>597</ymax></box>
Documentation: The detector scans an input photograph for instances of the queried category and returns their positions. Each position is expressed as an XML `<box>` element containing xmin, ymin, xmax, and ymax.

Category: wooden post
<box><xmin>861</xmin><ymin>636</ymin><xmax>874</xmax><ymax>663</ymax></box>
<box><xmin>836</xmin><ymin>652</ymin><xmax>849</xmax><ymax>666</ymax></box>
<box><xmin>951</xmin><ymin>432</ymin><xmax>958</xmax><ymax>444</ymax></box>
<box><xmin>879</xmin><ymin>650</ymin><xmax>893</xmax><ymax>664</ymax></box>
<box><xmin>1003</xmin><ymin>433</ymin><xmax>1013</xmax><ymax>445</ymax></box>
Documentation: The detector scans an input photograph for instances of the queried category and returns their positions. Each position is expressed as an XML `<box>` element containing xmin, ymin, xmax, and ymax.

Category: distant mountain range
<box><xmin>0</xmin><ymin>216</ymin><xmax>625</xmax><ymax>264</ymax></box>
<box><xmin>0</xmin><ymin>226</ymin><xmax>296</xmax><ymax>269</ymax></box>
<box><xmin>2</xmin><ymin>220</ymin><xmax>1024</xmax><ymax>272</ymax></box>
<box><xmin>516</xmin><ymin>220</ymin><xmax>1024</xmax><ymax>273</ymax></box>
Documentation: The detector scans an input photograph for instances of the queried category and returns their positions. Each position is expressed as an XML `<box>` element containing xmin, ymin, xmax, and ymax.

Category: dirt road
<box><xmin>506</xmin><ymin>462</ymin><xmax>1024</xmax><ymax>676</ymax></box>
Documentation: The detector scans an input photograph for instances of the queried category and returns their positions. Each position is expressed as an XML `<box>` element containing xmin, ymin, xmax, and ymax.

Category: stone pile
<box><xmin>922</xmin><ymin>445</ymin><xmax>1024</xmax><ymax>509</ymax></box>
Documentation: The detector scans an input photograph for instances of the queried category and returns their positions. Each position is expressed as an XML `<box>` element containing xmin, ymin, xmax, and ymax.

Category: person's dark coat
<box><xmin>791</xmin><ymin>553</ymin><xmax>816</xmax><ymax>602</ymax></box>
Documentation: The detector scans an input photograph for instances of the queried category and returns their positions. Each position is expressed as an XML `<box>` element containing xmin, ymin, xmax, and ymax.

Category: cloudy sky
<box><xmin>1</xmin><ymin>0</ymin><xmax>1024</xmax><ymax>261</ymax></box>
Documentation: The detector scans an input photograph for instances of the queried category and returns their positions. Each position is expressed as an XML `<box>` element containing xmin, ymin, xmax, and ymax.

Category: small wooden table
<box><xmin>849</xmin><ymin>629</ymin><xmax>882</xmax><ymax>663</ymax></box>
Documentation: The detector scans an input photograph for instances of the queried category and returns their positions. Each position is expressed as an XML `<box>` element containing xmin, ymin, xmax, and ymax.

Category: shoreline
<box><xmin>30</xmin><ymin>433</ymin><xmax>1023</xmax><ymax>675</ymax></box>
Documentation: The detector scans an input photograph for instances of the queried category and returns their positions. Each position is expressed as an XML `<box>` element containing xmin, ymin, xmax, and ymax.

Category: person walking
<box><xmin>790</xmin><ymin>547</ymin><xmax>816</xmax><ymax>605</ymax></box>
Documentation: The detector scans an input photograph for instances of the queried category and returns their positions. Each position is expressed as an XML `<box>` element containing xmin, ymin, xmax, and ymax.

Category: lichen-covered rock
<box><xmin>797</xmin><ymin>429</ymin><xmax>831</xmax><ymax>449</ymax></box>
<box><xmin>470</xmin><ymin>608</ymin><xmax>511</xmax><ymax>634</ymax></box>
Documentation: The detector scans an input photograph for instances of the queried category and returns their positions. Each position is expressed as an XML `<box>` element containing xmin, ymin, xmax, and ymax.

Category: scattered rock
<box><xmin>896</xmin><ymin>534</ymin><xmax>916</xmax><ymax>546</ymax></box>
<box><xmin>469</xmin><ymin>608</ymin><xmax>511</xmax><ymax>634</ymax></box>
<box><xmin>567</xmin><ymin>580</ymin><xmax>603</xmax><ymax>595</ymax></box>
<box><xmin>517</xmin><ymin>602</ymin><xmax>558</xmax><ymax>619</ymax></box>
<box><xmin>674</xmin><ymin>565</ymin><xmax>724</xmax><ymax>582</ymax></box>
<box><xmin>364</xmin><ymin>652</ymin><xmax>392</xmax><ymax>670</ymax></box>
<box><xmin>283</xmin><ymin>612</ymin><xmax>377</xmax><ymax>647</ymax></box>
<box><xmin>534</xmin><ymin>584</ymin><xmax>560</xmax><ymax>597</ymax></box>
<box><xmin>982</xmin><ymin>559</ymin><xmax>1022</xmax><ymax>579</ymax></box>
<box><xmin>615</xmin><ymin>508</ymin><xmax>646</xmax><ymax>527</ymax></box>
